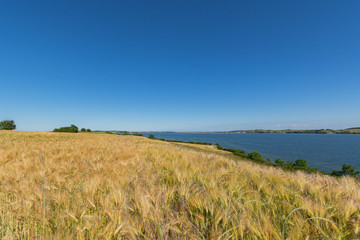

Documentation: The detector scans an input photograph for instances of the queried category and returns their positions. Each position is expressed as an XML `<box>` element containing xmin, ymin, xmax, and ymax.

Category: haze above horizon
<box><xmin>1</xmin><ymin>1</ymin><xmax>359</xmax><ymax>132</ymax></box>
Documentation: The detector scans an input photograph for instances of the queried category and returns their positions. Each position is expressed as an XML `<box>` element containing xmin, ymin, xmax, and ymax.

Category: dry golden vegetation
<box><xmin>0</xmin><ymin>131</ymin><xmax>360</xmax><ymax>239</ymax></box>
<box><xmin>348</xmin><ymin>129</ymin><xmax>360</xmax><ymax>134</ymax></box>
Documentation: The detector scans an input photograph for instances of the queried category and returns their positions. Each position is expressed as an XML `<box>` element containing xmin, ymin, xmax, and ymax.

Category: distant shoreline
<box><xmin>226</xmin><ymin>128</ymin><xmax>360</xmax><ymax>134</ymax></box>
<box><xmin>97</xmin><ymin>128</ymin><xmax>360</xmax><ymax>135</ymax></box>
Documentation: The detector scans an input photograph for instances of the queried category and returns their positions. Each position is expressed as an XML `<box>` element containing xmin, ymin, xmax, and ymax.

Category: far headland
<box><xmin>96</xmin><ymin>127</ymin><xmax>360</xmax><ymax>134</ymax></box>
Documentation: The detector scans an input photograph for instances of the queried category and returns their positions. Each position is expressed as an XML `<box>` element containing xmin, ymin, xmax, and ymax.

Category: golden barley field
<box><xmin>0</xmin><ymin>131</ymin><xmax>359</xmax><ymax>239</ymax></box>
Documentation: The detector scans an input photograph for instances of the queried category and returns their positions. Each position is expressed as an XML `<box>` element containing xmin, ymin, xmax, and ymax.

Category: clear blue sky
<box><xmin>1</xmin><ymin>1</ymin><xmax>359</xmax><ymax>131</ymax></box>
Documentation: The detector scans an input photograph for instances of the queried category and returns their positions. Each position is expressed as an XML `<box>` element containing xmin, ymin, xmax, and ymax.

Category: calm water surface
<box><xmin>142</xmin><ymin>133</ymin><xmax>360</xmax><ymax>173</ymax></box>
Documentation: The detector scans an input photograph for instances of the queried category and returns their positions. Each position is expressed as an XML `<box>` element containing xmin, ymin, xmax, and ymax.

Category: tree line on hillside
<box><xmin>215</xmin><ymin>143</ymin><xmax>360</xmax><ymax>177</ymax></box>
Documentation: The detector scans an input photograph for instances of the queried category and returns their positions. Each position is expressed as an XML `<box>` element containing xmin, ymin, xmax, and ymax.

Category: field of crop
<box><xmin>0</xmin><ymin>131</ymin><xmax>359</xmax><ymax>239</ymax></box>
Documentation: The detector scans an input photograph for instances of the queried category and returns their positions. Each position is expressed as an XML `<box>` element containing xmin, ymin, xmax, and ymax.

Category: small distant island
<box><xmin>227</xmin><ymin>127</ymin><xmax>360</xmax><ymax>134</ymax></box>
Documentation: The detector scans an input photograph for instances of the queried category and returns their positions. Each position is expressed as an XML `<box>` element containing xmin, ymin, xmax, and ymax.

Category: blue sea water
<box><xmin>141</xmin><ymin>132</ymin><xmax>360</xmax><ymax>173</ymax></box>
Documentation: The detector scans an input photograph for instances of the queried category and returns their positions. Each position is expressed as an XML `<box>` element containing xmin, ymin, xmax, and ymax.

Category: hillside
<box><xmin>0</xmin><ymin>131</ymin><xmax>359</xmax><ymax>239</ymax></box>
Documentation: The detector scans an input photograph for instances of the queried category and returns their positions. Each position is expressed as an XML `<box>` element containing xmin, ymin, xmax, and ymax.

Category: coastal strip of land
<box><xmin>228</xmin><ymin>127</ymin><xmax>360</xmax><ymax>134</ymax></box>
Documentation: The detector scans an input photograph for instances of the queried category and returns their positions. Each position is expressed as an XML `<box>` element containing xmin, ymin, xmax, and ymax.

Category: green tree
<box><xmin>294</xmin><ymin>159</ymin><xmax>307</xmax><ymax>167</ymax></box>
<box><xmin>247</xmin><ymin>152</ymin><xmax>265</xmax><ymax>163</ymax></box>
<box><xmin>285</xmin><ymin>161</ymin><xmax>294</xmax><ymax>168</ymax></box>
<box><xmin>274</xmin><ymin>158</ymin><xmax>286</xmax><ymax>167</ymax></box>
<box><xmin>87</xmin><ymin>129</ymin><xmax>91</xmax><ymax>132</ymax></box>
<box><xmin>332</xmin><ymin>164</ymin><xmax>360</xmax><ymax>177</ymax></box>
<box><xmin>0</xmin><ymin>120</ymin><xmax>16</xmax><ymax>130</ymax></box>
<box><xmin>81</xmin><ymin>128</ymin><xmax>86</xmax><ymax>132</ymax></box>
<box><xmin>233</xmin><ymin>150</ymin><xmax>247</xmax><ymax>158</ymax></box>
<box><xmin>148</xmin><ymin>134</ymin><xmax>155</xmax><ymax>139</ymax></box>
<box><xmin>266</xmin><ymin>158</ymin><xmax>273</xmax><ymax>165</ymax></box>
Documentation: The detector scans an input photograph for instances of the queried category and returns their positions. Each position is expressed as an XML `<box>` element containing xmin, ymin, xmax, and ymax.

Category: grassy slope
<box><xmin>0</xmin><ymin>131</ymin><xmax>359</xmax><ymax>239</ymax></box>
<box><xmin>348</xmin><ymin>128</ymin><xmax>360</xmax><ymax>134</ymax></box>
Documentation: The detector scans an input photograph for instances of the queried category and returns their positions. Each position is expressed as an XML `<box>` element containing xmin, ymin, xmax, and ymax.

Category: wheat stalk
<box><xmin>40</xmin><ymin>152</ymin><xmax>46</xmax><ymax>239</ymax></box>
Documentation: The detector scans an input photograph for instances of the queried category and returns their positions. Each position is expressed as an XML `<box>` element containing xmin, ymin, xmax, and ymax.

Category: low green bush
<box><xmin>294</xmin><ymin>159</ymin><xmax>307</xmax><ymax>167</ymax></box>
<box><xmin>215</xmin><ymin>143</ymin><xmax>223</xmax><ymax>150</ymax></box>
<box><xmin>247</xmin><ymin>152</ymin><xmax>265</xmax><ymax>163</ymax></box>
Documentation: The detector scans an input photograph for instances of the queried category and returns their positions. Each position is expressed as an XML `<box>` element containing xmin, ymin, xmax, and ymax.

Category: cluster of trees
<box><xmin>271</xmin><ymin>158</ymin><xmax>319</xmax><ymax>173</ymax></box>
<box><xmin>53</xmin><ymin>125</ymin><xmax>91</xmax><ymax>133</ymax></box>
<box><xmin>0</xmin><ymin>120</ymin><xmax>16</xmax><ymax>130</ymax></box>
<box><xmin>215</xmin><ymin>143</ymin><xmax>359</xmax><ymax>177</ymax></box>
<box><xmin>53</xmin><ymin>125</ymin><xmax>79</xmax><ymax>133</ymax></box>
<box><xmin>81</xmin><ymin>128</ymin><xmax>92</xmax><ymax>132</ymax></box>
<box><xmin>331</xmin><ymin>164</ymin><xmax>360</xmax><ymax>177</ymax></box>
